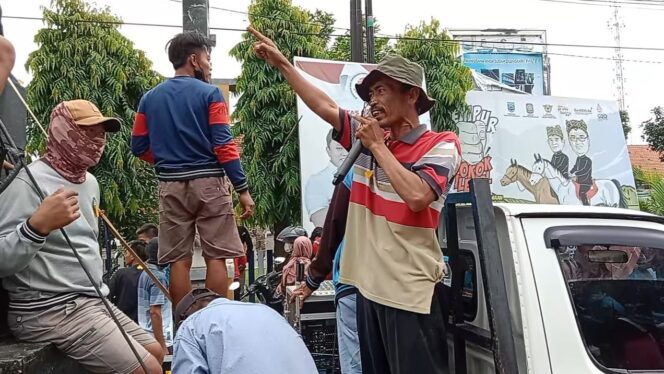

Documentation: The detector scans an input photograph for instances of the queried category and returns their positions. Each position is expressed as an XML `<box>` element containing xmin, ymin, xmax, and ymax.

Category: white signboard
<box><xmin>454</xmin><ymin>91</ymin><xmax>638</xmax><ymax>209</ymax></box>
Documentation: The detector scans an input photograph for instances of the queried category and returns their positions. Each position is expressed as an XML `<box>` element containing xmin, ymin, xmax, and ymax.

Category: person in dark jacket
<box><xmin>108</xmin><ymin>240</ymin><xmax>147</xmax><ymax>323</ymax></box>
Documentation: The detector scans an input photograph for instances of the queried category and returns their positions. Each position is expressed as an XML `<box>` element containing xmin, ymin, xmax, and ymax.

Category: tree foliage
<box><xmin>326</xmin><ymin>21</ymin><xmax>393</xmax><ymax>62</ymax></box>
<box><xmin>620</xmin><ymin>110</ymin><xmax>631</xmax><ymax>139</ymax></box>
<box><xmin>642</xmin><ymin>106</ymin><xmax>664</xmax><ymax>161</ymax></box>
<box><xmin>394</xmin><ymin>19</ymin><xmax>473</xmax><ymax>132</ymax></box>
<box><xmin>230</xmin><ymin>0</ymin><xmax>327</xmax><ymax>248</ymax></box>
<box><xmin>25</xmin><ymin>0</ymin><xmax>162</xmax><ymax>236</ymax></box>
<box><xmin>634</xmin><ymin>167</ymin><xmax>664</xmax><ymax>215</ymax></box>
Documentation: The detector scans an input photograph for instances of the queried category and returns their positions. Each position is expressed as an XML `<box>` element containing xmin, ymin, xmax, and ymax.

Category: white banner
<box><xmin>454</xmin><ymin>91</ymin><xmax>638</xmax><ymax>209</ymax></box>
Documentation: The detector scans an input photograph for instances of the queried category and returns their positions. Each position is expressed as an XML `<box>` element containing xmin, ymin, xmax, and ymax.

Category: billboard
<box><xmin>463</xmin><ymin>52</ymin><xmax>545</xmax><ymax>95</ymax></box>
<box><xmin>453</xmin><ymin>91</ymin><xmax>638</xmax><ymax>209</ymax></box>
<box><xmin>294</xmin><ymin>57</ymin><xmax>431</xmax><ymax>233</ymax></box>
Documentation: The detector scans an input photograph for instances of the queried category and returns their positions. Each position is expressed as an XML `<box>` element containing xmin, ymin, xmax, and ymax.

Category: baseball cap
<box><xmin>174</xmin><ymin>288</ymin><xmax>222</xmax><ymax>326</ymax></box>
<box><xmin>63</xmin><ymin>99</ymin><xmax>122</xmax><ymax>132</ymax></box>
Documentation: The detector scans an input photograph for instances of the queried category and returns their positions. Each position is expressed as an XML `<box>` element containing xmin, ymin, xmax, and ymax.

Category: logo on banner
<box><xmin>543</xmin><ymin>104</ymin><xmax>556</xmax><ymax>119</ymax></box>
<box><xmin>597</xmin><ymin>104</ymin><xmax>608</xmax><ymax>121</ymax></box>
<box><xmin>525</xmin><ymin>103</ymin><xmax>537</xmax><ymax>118</ymax></box>
<box><xmin>558</xmin><ymin>105</ymin><xmax>571</xmax><ymax>117</ymax></box>
<box><xmin>574</xmin><ymin>107</ymin><xmax>593</xmax><ymax>115</ymax></box>
<box><xmin>455</xmin><ymin>105</ymin><xmax>498</xmax><ymax>192</ymax></box>
<box><xmin>506</xmin><ymin>102</ymin><xmax>518</xmax><ymax>117</ymax></box>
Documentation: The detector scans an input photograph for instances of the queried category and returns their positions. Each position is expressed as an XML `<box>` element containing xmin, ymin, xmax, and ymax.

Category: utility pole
<box><xmin>350</xmin><ymin>0</ymin><xmax>364</xmax><ymax>62</ymax></box>
<box><xmin>365</xmin><ymin>0</ymin><xmax>375</xmax><ymax>63</ymax></box>
<box><xmin>182</xmin><ymin>0</ymin><xmax>216</xmax><ymax>47</ymax></box>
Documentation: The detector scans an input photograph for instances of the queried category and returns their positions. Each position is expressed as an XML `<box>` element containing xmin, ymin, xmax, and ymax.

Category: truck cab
<box><xmin>441</xmin><ymin>179</ymin><xmax>664</xmax><ymax>374</ymax></box>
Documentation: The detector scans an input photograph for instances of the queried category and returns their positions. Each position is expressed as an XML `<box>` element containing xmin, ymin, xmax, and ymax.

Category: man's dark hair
<box><xmin>310</xmin><ymin>227</ymin><xmax>323</xmax><ymax>242</ymax></box>
<box><xmin>166</xmin><ymin>32</ymin><xmax>212</xmax><ymax>70</ymax></box>
<box><xmin>128</xmin><ymin>240</ymin><xmax>147</xmax><ymax>261</ymax></box>
<box><xmin>136</xmin><ymin>223</ymin><xmax>158</xmax><ymax>239</ymax></box>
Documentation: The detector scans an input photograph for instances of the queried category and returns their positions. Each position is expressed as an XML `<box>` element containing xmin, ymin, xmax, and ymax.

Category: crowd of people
<box><xmin>0</xmin><ymin>19</ymin><xmax>464</xmax><ymax>373</ymax></box>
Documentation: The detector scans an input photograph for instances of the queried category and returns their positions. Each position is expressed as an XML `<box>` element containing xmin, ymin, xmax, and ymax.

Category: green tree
<box><xmin>230</xmin><ymin>0</ymin><xmax>327</xmax><ymax>254</ymax></box>
<box><xmin>326</xmin><ymin>21</ymin><xmax>393</xmax><ymax>62</ymax></box>
<box><xmin>395</xmin><ymin>19</ymin><xmax>473</xmax><ymax>132</ymax></box>
<box><xmin>25</xmin><ymin>0</ymin><xmax>162</xmax><ymax>237</ymax></box>
<box><xmin>634</xmin><ymin>167</ymin><xmax>664</xmax><ymax>215</ymax></box>
<box><xmin>642</xmin><ymin>106</ymin><xmax>664</xmax><ymax>161</ymax></box>
<box><xmin>620</xmin><ymin>110</ymin><xmax>631</xmax><ymax>139</ymax></box>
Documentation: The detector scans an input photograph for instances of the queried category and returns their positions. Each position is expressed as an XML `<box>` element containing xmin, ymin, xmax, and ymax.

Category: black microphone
<box><xmin>333</xmin><ymin>139</ymin><xmax>363</xmax><ymax>185</ymax></box>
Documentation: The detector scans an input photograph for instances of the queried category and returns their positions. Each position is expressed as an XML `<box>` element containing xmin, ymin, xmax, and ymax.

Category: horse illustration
<box><xmin>529</xmin><ymin>154</ymin><xmax>626</xmax><ymax>208</ymax></box>
<box><xmin>500</xmin><ymin>159</ymin><xmax>559</xmax><ymax>204</ymax></box>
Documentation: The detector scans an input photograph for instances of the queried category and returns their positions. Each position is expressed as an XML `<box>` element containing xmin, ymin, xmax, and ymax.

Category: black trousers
<box><xmin>356</xmin><ymin>291</ymin><xmax>449</xmax><ymax>374</ymax></box>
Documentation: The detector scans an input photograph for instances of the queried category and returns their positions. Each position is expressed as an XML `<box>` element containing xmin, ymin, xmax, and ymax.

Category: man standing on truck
<box><xmin>250</xmin><ymin>27</ymin><xmax>460</xmax><ymax>374</ymax></box>
<box><xmin>131</xmin><ymin>32</ymin><xmax>255</xmax><ymax>306</ymax></box>
<box><xmin>567</xmin><ymin>119</ymin><xmax>593</xmax><ymax>205</ymax></box>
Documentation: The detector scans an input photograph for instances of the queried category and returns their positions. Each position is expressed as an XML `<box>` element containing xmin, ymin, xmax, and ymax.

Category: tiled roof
<box><xmin>628</xmin><ymin>145</ymin><xmax>664</xmax><ymax>174</ymax></box>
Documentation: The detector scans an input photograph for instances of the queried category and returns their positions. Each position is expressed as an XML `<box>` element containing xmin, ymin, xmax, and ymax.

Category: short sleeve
<box><xmin>332</xmin><ymin>109</ymin><xmax>360</xmax><ymax>151</ymax></box>
<box><xmin>148</xmin><ymin>274</ymin><xmax>166</xmax><ymax>306</ymax></box>
<box><xmin>208</xmin><ymin>87</ymin><xmax>230</xmax><ymax>125</ymax></box>
<box><xmin>412</xmin><ymin>133</ymin><xmax>462</xmax><ymax>199</ymax></box>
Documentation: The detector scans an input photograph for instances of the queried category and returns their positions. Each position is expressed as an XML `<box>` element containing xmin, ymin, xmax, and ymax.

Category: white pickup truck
<box><xmin>440</xmin><ymin>178</ymin><xmax>664</xmax><ymax>374</ymax></box>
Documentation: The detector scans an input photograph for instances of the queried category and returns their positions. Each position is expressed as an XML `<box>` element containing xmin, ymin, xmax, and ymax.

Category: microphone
<box><xmin>333</xmin><ymin>139</ymin><xmax>363</xmax><ymax>185</ymax></box>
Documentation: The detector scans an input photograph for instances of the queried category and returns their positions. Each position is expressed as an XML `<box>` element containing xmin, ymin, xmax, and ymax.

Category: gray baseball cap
<box><xmin>355</xmin><ymin>54</ymin><xmax>436</xmax><ymax>115</ymax></box>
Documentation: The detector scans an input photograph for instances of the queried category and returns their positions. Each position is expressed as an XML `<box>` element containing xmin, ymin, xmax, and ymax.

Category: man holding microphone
<box><xmin>249</xmin><ymin>27</ymin><xmax>460</xmax><ymax>374</ymax></box>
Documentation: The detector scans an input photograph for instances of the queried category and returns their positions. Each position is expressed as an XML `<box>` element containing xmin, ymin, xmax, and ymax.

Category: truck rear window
<box><xmin>556</xmin><ymin>244</ymin><xmax>664</xmax><ymax>371</ymax></box>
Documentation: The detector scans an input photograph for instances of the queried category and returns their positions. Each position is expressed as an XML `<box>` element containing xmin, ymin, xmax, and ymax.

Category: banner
<box><xmin>453</xmin><ymin>91</ymin><xmax>638</xmax><ymax>209</ymax></box>
<box><xmin>294</xmin><ymin>57</ymin><xmax>431</xmax><ymax>233</ymax></box>
<box><xmin>463</xmin><ymin>52</ymin><xmax>545</xmax><ymax>95</ymax></box>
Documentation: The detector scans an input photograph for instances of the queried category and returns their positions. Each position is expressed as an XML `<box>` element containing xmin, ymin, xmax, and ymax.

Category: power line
<box><xmin>578</xmin><ymin>0</ymin><xmax>664</xmax><ymax>6</ymax></box>
<box><xmin>539</xmin><ymin>0</ymin><xmax>664</xmax><ymax>10</ymax></box>
<box><xmin>169</xmin><ymin>0</ymin><xmax>352</xmax><ymax>33</ymax></box>
<box><xmin>6</xmin><ymin>15</ymin><xmax>664</xmax><ymax>53</ymax></box>
<box><xmin>548</xmin><ymin>51</ymin><xmax>664</xmax><ymax>64</ymax></box>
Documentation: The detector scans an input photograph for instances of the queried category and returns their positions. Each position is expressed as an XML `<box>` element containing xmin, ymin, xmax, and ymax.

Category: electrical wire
<box><xmin>169</xmin><ymin>0</ymin><xmax>352</xmax><ymax>33</ymax></box>
<box><xmin>539</xmin><ymin>0</ymin><xmax>664</xmax><ymax>10</ymax></box>
<box><xmin>6</xmin><ymin>14</ymin><xmax>664</xmax><ymax>53</ymax></box>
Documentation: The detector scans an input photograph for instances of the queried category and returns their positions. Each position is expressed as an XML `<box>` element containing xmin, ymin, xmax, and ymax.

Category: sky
<box><xmin>4</xmin><ymin>0</ymin><xmax>664</xmax><ymax>144</ymax></box>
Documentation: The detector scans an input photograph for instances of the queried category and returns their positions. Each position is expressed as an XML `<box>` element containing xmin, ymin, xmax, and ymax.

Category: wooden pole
<box><xmin>96</xmin><ymin>208</ymin><xmax>172</xmax><ymax>303</ymax></box>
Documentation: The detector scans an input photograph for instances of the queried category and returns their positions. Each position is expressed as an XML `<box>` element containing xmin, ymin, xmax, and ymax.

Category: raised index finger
<box><xmin>247</xmin><ymin>26</ymin><xmax>274</xmax><ymax>46</ymax></box>
<box><xmin>351</xmin><ymin>114</ymin><xmax>371</xmax><ymax>125</ymax></box>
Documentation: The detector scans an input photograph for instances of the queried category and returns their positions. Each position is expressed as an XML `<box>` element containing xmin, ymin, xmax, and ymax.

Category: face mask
<box><xmin>44</xmin><ymin>103</ymin><xmax>106</xmax><ymax>183</ymax></box>
<box><xmin>194</xmin><ymin>68</ymin><xmax>208</xmax><ymax>83</ymax></box>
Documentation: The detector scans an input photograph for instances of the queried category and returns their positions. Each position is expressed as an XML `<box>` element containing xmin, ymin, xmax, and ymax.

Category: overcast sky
<box><xmin>4</xmin><ymin>0</ymin><xmax>663</xmax><ymax>144</ymax></box>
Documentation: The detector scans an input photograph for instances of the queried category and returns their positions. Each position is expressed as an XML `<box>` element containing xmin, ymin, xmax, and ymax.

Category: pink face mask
<box><xmin>43</xmin><ymin>103</ymin><xmax>106</xmax><ymax>183</ymax></box>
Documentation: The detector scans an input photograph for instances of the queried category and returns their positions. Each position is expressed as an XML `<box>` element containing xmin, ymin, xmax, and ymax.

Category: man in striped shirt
<box><xmin>251</xmin><ymin>27</ymin><xmax>460</xmax><ymax>374</ymax></box>
<box><xmin>131</xmin><ymin>32</ymin><xmax>254</xmax><ymax>306</ymax></box>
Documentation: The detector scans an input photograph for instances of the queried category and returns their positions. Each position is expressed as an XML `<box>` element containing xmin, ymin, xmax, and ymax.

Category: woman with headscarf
<box><xmin>278</xmin><ymin>236</ymin><xmax>312</xmax><ymax>296</ymax></box>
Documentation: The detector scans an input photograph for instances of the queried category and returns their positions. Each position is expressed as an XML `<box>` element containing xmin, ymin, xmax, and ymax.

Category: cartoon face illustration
<box><xmin>569</xmin><ymin>128</ymin><xmax>589</xmax><ymax>156</ymax></box>
<box><xmin>547</xmin><ymin>135</ymin><xmax>564</xmax><ymax>153</ymax></box>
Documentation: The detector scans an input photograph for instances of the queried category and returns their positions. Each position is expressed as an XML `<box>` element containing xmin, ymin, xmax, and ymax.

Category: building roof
<box><xmin>628</xmin><ymin>145</ymin><xmax>664</xmax><ymax>174</ymax></box>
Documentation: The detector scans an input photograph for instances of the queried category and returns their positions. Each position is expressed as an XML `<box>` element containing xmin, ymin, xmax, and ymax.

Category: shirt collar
<box><xmin>393</xmin><ymin>124</ymin><xmax>428</xmax><ymax>145</ymax></box>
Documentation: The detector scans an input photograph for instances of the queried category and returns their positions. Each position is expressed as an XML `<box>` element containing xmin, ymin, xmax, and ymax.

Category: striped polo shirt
<box><xmin>335</xmin><ymin>109</ymin><xmax>461</xmax><ymax>314</ymax></box>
